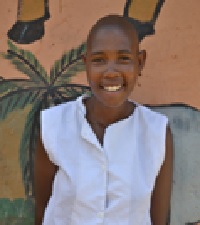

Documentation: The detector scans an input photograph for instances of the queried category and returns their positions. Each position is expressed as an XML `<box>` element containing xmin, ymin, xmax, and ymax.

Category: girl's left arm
<box><xmin>150</xmin><ymin>126</ymin><xmax>174</xmax><ymax>225</ymax></box>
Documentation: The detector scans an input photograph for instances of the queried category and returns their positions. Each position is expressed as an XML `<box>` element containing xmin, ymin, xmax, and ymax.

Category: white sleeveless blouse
<box><xmin>41</xmin><ymin>95</ymin><xmax>168</xmax><ymax>225</ymax></box>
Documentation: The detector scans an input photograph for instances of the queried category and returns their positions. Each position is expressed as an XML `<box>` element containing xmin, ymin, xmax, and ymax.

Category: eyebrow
<box><xmin>91</xmin><ymin>51</ymin><xmax>104</xmax><ymax>56</ymax></box>
<box><xmin>91</xmin><ymin>50</ymin><xmax>132</xmax><ymax>55</ymax></box>
<box><xmin>118</xmin><ymin>50</ymin><xmax>132</xmax><ymax>54</ymax></box>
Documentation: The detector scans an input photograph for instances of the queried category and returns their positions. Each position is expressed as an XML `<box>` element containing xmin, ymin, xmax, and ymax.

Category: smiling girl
<box><xmin>34</xmin><ymin>14</ymin><xmax>173</xmax><ymax>225</ymax></box>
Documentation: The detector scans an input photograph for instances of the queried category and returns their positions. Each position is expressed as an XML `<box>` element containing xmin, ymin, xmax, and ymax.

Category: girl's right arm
<box><xmin>34</xmin><ymin>136</ymin><xmax>58</xmax><ymax>225</ymax></box>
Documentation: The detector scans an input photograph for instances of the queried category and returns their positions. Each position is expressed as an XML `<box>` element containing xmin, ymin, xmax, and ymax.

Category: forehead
<box><xmin>88</xmin><ymin>25</ymin><xmax>138</xmax><ymax>53</ymax></box>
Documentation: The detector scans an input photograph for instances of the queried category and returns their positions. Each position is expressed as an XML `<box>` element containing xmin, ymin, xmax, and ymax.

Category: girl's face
<box><xmin>85</xmin><ymin>26</ymin><xmax>145</xmax><ymax>108</ymax></box>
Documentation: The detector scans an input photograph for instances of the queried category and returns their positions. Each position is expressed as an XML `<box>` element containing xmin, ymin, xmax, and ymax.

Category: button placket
<box><xmin>99</xmin><ymin>150</ymin><xmax>107</xmax><ymax>222</ymax></box>
<box><xmin>97</xmin><ymin>211</ymin><xmax>104</xmax><ymax>218</ymax></box>
<box><xmin>102</xmin><ymin>164</ymin><xmax>106</xmax><ymax>171</ymax></box>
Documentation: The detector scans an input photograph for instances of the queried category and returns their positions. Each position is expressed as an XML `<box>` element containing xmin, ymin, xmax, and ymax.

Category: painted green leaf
<box><xmin>50</xmin><ymin>42</ymin><xmax>86</xmax><ymax>85</ymax></box>
<box><xmin>19</xmin><ymin>100</ymin><xmax>44</xmax><ymax>197</ymax></box>
<box><xmin>20</xmin><ymin>49</ymin><xmax>49</xmax><ymax>83</ymax></box>
<box><xmin>8</xmin><ymin>40</ymin><xmax>19</xmax><ymax>54</ymax></box>
<box><xmin>0</xmin><ymin>79</ymin><xmax>19</xmax><ymax>95</ymax></box>
<box><xmin>55</xmin><ymin>60</ymin><xmax>85</xmax><ymax>85</ymax></box>
<box><xmin>9</xmin><ymin>57</ymin><xmax>45</xmax><ymax>84</ymax></box>
<box><xmin>55</xmin><ymin>84</ymin><xmax>90</xmax><ymax>100</ymax></box>
<box><xmin>0</xmin><ymin>88</ymin><xmax>44</xmax><ymax>121</ymax></box>
<box><xmin>5</xmin><ymin>40</ymin><xmax>49</xmax><ymax>85</ymax></box>
<box><xmin>0</xmin><ymin>198</ymin><xmax>34</xmax><ymax>222</ymax></box>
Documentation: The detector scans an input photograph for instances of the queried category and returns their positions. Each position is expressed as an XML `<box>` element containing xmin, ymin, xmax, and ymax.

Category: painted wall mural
<box><xmin>0</xmin><ymin>0</ymin><xmax>200</xmax><ymax>224</ymax></box>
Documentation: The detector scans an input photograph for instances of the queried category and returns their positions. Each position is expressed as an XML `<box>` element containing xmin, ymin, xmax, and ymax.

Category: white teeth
<box><xmin>103</xmin><ymin>85</ymin><xmax>122</xmax><ymax>92</ymax></box>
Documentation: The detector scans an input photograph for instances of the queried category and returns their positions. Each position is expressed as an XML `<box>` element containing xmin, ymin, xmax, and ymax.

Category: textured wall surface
<box><xmin>153</xmin><ymin>106</ymin><xmax>200</xmax><ymax>225</ymax></box>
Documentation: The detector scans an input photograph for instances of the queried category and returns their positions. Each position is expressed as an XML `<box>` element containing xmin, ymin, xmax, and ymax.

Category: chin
<box><xmin>91</xmin><ymin>88</ymin><xmax>131</xmax><ymax>108</ymax></box>
<box><xmin>96</xmin><ymin>96</ymin><xmax>128</xmax><ymax>108</ymax></box>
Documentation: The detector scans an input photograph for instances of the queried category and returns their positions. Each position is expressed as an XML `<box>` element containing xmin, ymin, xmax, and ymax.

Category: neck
<box><xmin>85</xmin><ymin>96</ymin><xmax>134</xmax><ymax>127</ymax></box>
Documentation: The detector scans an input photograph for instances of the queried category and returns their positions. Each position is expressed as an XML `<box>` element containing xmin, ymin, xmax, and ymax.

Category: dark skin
<box><xmin>34</xmin><ymin>137</ymin><xmax>58</xmax><ymax>225</ymax></box>
<box><xmin>34</xmin><ymin>24</ymin><xmax>173</xmax><ymax>225</ymax></box>
<box><xmin>151</xmin><ymin>126</ymin><xmax>173</xmax><ymax>225</ymax></box>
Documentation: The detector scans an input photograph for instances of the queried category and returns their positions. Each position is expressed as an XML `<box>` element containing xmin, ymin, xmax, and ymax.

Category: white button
<box><xmin>102</xmin><ymin>164</ymin><xmax>106</xmax><ymax>171</ymax></box>
<box><xmin>97</xmin><ymin>212</ymin><xmax>104</xmax><ymax>218</ymax></box>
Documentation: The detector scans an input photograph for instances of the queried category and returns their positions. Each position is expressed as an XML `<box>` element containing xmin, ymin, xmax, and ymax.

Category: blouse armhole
<box><xmin>40</xmin><ymin>109</ymin><xmax>59</xmax><ymax>166</ymax></box>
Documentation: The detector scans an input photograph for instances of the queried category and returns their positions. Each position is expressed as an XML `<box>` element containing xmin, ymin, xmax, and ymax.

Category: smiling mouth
<box><xmin>102</xmin><ymin>85</ymin><xmax>123</xmax><ymax>92</ymax></box>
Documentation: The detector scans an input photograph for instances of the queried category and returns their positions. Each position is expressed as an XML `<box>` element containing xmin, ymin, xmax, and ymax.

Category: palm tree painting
<box><xmin>0</xmin><ymin>40</ymin><xmax>90</xmax><ymax>200</ymax></box>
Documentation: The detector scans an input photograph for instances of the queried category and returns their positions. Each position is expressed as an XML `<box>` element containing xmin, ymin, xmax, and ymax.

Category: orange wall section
<box><xmin>131</xmin><ymin>0</ymin><xmax>200</xmax><ymax>108</ymax></box>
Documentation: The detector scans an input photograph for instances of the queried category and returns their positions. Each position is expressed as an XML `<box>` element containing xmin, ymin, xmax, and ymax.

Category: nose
<box><xmin>103</xmin><ymin>61</ymin><xmax>120</xmax><ymax>78</ymax></box>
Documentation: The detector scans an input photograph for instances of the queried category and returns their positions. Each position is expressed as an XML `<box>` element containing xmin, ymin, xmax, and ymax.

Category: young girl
<box><xmin>34</xmin><ymin>14</ymin><xmax>173</xmax><ymax>225</ymax></box>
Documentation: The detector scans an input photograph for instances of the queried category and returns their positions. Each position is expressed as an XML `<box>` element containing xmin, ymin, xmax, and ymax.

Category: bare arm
<box><xmin>34</xmin><ymin>136</ymin><xmax>57</xmax><ymax>225</ymax></box>
<box><xmin>150</xmin><ymin>126</ymin><xmax>174</xmax><ymax>225</ymax></box>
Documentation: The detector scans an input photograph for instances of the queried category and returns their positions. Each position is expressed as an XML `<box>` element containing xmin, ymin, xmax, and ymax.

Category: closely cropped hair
<box><xmin>87</xmin><ymin>14</ymin><xmax>139</xmax><ymax>51</ymax></box>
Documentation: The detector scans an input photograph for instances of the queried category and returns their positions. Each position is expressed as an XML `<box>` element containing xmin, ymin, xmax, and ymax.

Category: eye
<box><xmin>118</xmin><ymin>55</ymin><xmax>132</xmax><ymax>63</ymax></box>
<box><xmin>91</xmin><ymin>57</ymin><xmax>105</xmax><ymax>64</ymax></box>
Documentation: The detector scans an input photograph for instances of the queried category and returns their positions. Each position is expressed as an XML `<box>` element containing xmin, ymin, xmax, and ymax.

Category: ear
<box><xmin>138</xmin><ymin>50</ymin><xmax>146</xmax><ymax>73</ymax></box>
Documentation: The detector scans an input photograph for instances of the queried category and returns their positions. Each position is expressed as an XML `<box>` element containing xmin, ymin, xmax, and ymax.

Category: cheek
<box><xmin>87</xmin><ymin>67</ymin><xmax>102</xmax><ymax>83</ymax></box>
<box><xmin>118</xmin><ymin>64</ymin><xmax>135</xmax><ymax>74</ymax></box>
<box><xmin>126</xmin><ymin>71</ymin><xmax>139</xmax><ymax>87</ymax></box>
<box><xmin>90</xmin><ymin>66</ymin><xmax>104</xmax><ymax>76</ymax></box>
<box><xmin>86</xmin><ymin>73</ymin><xmax>100</xmax><ymax>88</ymax></box>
